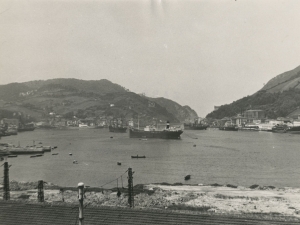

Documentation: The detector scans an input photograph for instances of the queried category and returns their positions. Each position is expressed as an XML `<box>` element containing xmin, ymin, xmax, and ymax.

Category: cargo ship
<box><xmin>129</xmin><ymin>121</ymin><xmax>183</xmax><ymax>139</ymax></box>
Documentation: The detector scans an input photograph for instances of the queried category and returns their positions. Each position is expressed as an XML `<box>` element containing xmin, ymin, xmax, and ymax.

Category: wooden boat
<box><xmin>117</xmin><ymin>162</ymin><xmax>121</xmax><ymax>165</ymax></box>
<box><xmin>185</xmin><ymin>175</ymin><xmax>191</xmax><ymax>180</ymax></box>
<box><xmin>52</xmin><ymin>153</ymin><xmax>59</xmax><ymax>155</ymax></box>
<box><xmin>131</xmin><ymin>155</ymin><xmax>146</xmax><ymax>159</ymax></box>
<box><xmin>30</xmin><ymin>155</ymin><xmax>36</xmax><ymax>158</ymax></box>
<box><xmin>35</xmin><ymin>154</ymin><xmax>43</xmax><ymax>157</ymax></box>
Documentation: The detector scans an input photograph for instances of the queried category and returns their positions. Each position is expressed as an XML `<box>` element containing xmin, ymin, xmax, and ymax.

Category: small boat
<box><xmin>117</xmin><ymin>162</ymin><xmax>121</xmax><ymax>165</ymax></box>
<box><xmin>69</xmin><ymin>153</ymin><xmax>72</xmax><ymax>155</ymax></box>
<box><xmin>53</xmin><ymin>146</ymin><xmax>58</xmax><ymax>149</ymax></box>
<box><xmin>8</xmin><ymin>155</ymin><xmax>17</xmax><ymax>158</ymax></box>
<box><xmin>35</xmin><ymin>154</ymin><xmax>43</xmax><ymax>157</ymax></box>
<box><xmin>52</xmin><ymin>153</ymin><xmax>59</xmax><ymax>155</ymax></box>
<box><xmin>73</xmin><ymin>160</ymin><xmax>78</xmax><ymax>164</ymax></box>
<box><xmin>30</xmin><ymin>155</ymin><xmax>36</xmax><ymax>158</ymax></box>
<box><xmin>131</xmin><ymin>155</ymin><xmax>146</xmax><ymax>159</ymax></box>
<box><xmin>185</xmin><ymin>175</ymin><xmax>191</xmax><ymax>180</ymax></box>
<box><xmin>193</xmin><ymin>144</ymin><xmax>196</xmax><ymax>147</ymax></box>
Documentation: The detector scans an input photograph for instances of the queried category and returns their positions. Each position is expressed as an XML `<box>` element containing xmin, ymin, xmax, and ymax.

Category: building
<box><xmin>231</xmin><ymin>115</ymin><xmax>247</xmax><ymax>127</ymax></box>
<box><xmin>243</xmin><ymin>110</ymin><xmax>265</xmax><ymax>123</ymax></box>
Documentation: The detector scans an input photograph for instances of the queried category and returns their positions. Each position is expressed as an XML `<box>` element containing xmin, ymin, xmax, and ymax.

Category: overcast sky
<box><xmin>0</xmin><ymin>0</ymin><xmax>300</xmax><ymax>116</ymax></box>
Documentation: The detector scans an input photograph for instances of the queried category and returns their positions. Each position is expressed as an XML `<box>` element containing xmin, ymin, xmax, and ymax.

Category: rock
<box><xmin>249</xmin><ymin>184</ymin><xmax>260</xmax><ymax>189</ymax></box>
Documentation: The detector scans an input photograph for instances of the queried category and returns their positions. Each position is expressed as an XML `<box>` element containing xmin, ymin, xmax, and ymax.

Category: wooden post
<box><xmin>3</xmin><ymin>162</ymin><xmax>10</xmax><ymax>200</ymax></box>
<box><xmin>78</xmin><ymin>182</ymin><xmax>84</xmax><ymax>225</ymax></box>
<box><xmin>37</xmin><ymin>180</ymin><xmax>44</xmax><ymax>202</ymax></box>
<box><xmin>128</xmin><ymin>168</ymin><xmax>134</xmax><ymax>208</ymax></box>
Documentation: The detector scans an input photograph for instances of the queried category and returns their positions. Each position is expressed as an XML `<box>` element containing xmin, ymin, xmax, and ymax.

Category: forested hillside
<box><xmin>206</xmin><ymin>65</ymin><xmax>300</xmax><ymax>119</ymax></box>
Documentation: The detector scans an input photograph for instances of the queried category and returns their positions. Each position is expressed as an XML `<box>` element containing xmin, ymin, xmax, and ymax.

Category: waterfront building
<box><xmin>243</xmin><ymin>110</ymin><xmax>265</xmax><ymax>123</ymax></box>
<box><xmin>231</xmin><ymin>115</ymin><xmax>247</xmax><ymax>127</ymax></box>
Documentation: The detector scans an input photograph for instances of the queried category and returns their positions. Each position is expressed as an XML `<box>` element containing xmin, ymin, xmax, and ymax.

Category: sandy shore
<box><xmin>2</xmin><ymin>181</ymin><xmax>300</xmax><ymax>220</ymax></box>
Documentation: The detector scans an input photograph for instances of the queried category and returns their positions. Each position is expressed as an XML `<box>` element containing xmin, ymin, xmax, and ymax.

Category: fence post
<box><xmin>37</xmin><ymin>180</ymin><xmax>44</xmax><ymax>202</ymax></box>
<box><xmin>128</xmin><ymin>168</ymin><xmax>134</xmax><ymax>208</ymax></box>
<box><xmin>78</xmin><ymin>182</ymin><xmax>84</xmax><ymax>225</ymax></box>
<box><xmin>3</xmin><ymin>162</ymin><xmax>10</xmax><ymax>200</ymax></box>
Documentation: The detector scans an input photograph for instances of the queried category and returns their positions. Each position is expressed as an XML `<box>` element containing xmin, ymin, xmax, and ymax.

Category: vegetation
<box><xmin>206</xmin><ymin>89</ymin><xmax>300</xmax><ymax>119</ymax></box>
<box><xmin>0</xmin><ymin>79</ymin><xmax>197</xmax><ymax>123</ymax></box>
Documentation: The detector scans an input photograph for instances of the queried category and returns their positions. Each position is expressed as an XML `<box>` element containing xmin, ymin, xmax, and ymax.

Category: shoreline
<box><xmin>2</xmin><ymin>180</ymin><xmax>300</xmax><ymax>221</ymax></box>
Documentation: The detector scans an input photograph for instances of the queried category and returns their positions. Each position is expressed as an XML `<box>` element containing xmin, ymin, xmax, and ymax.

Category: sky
<box><xmin>1</xmin><ymin>0</ymin><xmax>300</xmax><ymax>117</ymax></box>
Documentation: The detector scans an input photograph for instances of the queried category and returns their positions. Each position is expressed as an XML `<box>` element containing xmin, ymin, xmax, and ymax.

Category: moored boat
<box><xmin>184</xmin><ymin>124</ymin><xmax>208</xmax><ymax>130</ymax></box>
<box><xmin>185</xmin><ymin>175</ymin><xmax>191</xmax><ymax>180</ymax></box>
<box><xmin>219</xmin><ymin>125</ymin><xmax>238</xmax><ymax>131</ymax></box>
<box><xmin>18</xmin><ymin>123</ymin><xmax>35</xmax><ymax>132</ymax></box>
<box><xmin>129</xmin><ymin>121</ymin><xmax>183</xmax><ymax>139</ymax></box>
<box><xmin>109</xmin><ymin>118</ymin><xmax>127</xmax><ymax>133</ymax></box>
<box><xmin>131</xmin><ymin>155</ymin><xmax>146</xmax><ymax>158</ymax></box>
<box><xmin>272</xmin><ymin>124</ymin><xmax>288</xmax><ymax>133</ymax></box>
<box><xmin>109</xmin><ymin>125</ymin><xmax>127</xmax><ymax>133</ymax></box>
<box><xmin>286</xmin><ymin>126</ymin><xmax>300</xmax><ymax>134</ymax></box>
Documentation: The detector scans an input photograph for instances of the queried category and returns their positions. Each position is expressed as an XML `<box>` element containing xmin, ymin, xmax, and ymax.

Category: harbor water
<box><xmin>2</xmin><ymin>128</ymin><xmax>300</xmax><ymax>188</ymax></box>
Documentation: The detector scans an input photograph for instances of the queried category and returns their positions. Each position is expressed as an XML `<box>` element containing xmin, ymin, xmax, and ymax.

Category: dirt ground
<box><xmin>2</xmin><ymin>181</ymin><xmax>300</xmax><ymax>220</ymax></box>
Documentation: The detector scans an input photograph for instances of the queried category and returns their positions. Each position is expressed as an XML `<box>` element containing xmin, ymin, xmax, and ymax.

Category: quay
<box><xmin>0</xmin><ymin>201</ymin><xmax>298</xmax><ymax>225</ymax></box>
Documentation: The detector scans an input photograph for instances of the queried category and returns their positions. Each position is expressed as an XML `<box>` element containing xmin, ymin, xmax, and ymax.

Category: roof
<box><xmin>0</xmin><ymin>201</ymin><xmax>298</xmax><ymax>225</ymax></box>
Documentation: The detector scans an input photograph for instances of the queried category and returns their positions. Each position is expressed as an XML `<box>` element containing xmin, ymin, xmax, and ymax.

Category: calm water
<box><xmin>2</xmin><ymin>128</ymin><xmax>300</xmax><ymax>188</ymax></box>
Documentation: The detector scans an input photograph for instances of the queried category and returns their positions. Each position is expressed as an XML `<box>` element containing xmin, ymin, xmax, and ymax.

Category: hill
<box><xmin>148</xmin><ymin>97</ymin><xmax>198</xmax><ymax>123</ymax></box>
<box><xmin>0</xmin><ymin>79</ymin><xmax>197</xmax><ymax>125</ymax></box>
<box><xmin>206</xmin><ymin>65</ymin><xmax>300</xmax><ymax>119</ymax></box>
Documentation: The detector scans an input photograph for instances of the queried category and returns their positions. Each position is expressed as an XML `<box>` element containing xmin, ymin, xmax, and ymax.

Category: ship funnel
<box><xmin>166</xmin><ymin>121</ymin><xmax>170</xmax><ymax>129</ymax></box>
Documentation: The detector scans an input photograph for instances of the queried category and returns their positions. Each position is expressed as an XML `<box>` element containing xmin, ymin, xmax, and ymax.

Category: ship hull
<box><xmin>18</xmin><ymin>127</ymin><xmax>35</xmax><ymax>132</ymax></box>
<box><xmin>219</xmin><ymin>127</ymin><xmax>238</xmax><ymax>131</ymax></box>
<box><xmin>184</xmin><ymin>126</ymin><xmax>208</xmax><ymax>130</ymax></box>
<box><xmin>129</xmin><ymin>129</ymin><xmax>183</xmax><ymax>139</ymax></box>
<box><xmin>109</xmin><ymin>126</ymin><xmax>127</xmax><ymax>133</ymax></box>
<box><xmin>287</xmin><ymin>126</ymin><xmax>300</xmax><ymax>134</ymax></box>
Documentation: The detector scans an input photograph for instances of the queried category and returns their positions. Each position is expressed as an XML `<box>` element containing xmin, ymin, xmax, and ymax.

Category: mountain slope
<box><xmin>23</xmin><ymin>78</ymin><xmax>126</xmax><ymax>94</ymax></box>
<box><xmin>148</xmin><ymin>97</ymin><xmax>198</xmax><ymax>122</ymax></box>
<box><xmin>206</xmin><ymin>65</ymin><xmax>300</xmax><ymax>119</ymax></box>
<box><xmin>261</xmin><ymin>65</ymin><xmax>300</xmax><ymax>93</ymax></box>
<box><xmin>0</xmin><ymin>79</ymin><xmax>196</xmax><ymax>124</ymax></box>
